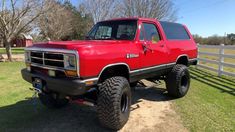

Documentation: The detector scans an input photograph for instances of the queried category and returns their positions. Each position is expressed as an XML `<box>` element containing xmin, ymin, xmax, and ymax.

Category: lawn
<box><xmin>0</xmin><ymin>62</ymin><xmax>234</xmax><ymax>131</ymax></box>
<box><xmin>174</xmin><ymin>67</ymin><xmax>235</xmax><ymax>131</ymax></box>
<box><xmin>0</xmin><ymin>48</ymin><xmax>25</xmax><ymax>54</ymax></box>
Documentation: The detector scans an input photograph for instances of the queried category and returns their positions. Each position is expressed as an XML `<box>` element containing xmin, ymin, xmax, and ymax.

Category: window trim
<box><xmin>139</xmin><ymin>22</ymin><xmax>162</xmax><ymax>43</ymax></box>
<box><xmin>87</xmin><ymin>20</ymin><xmax>138</xmax><ymax>41</ymax></box>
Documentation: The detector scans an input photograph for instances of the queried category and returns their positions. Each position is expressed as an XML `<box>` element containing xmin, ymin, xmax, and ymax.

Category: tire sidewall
<box><xmin>178</xmin><ymin>68</ymin><xmax>190</xmax><ymax>96</ymax></box>
<box><xmin>97</xmin><ymin>76</ymin><xmax>131</xmax><ymax>130</ymax></box>
<box><xmin>119</xmin><ymin>82</ymin><xmax>131</xmax><ymax>122</ymax></box>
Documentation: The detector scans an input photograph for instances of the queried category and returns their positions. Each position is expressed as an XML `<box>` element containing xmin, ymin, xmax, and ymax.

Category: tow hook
<box><xmin>29</xmin><ymin>87</ymin><xmax>42</xmax><ymax>94</ymax></box>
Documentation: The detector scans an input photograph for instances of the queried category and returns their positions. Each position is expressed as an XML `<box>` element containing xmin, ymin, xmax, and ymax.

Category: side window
<box><xmin>117</xmin><ymin>24</ymin><xmax>136</xmax><ymax>40</ymax></box>
<box><xmin>143</xmin><ymin>23</ymin><xmax>161</xmax><ymax>43</ymax></box>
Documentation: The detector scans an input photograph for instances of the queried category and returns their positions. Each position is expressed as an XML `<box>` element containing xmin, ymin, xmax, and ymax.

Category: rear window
<box><xmin>160</xmin><ymin>21</ymin><xmax>190</xmax><ymax>40</ymax></box>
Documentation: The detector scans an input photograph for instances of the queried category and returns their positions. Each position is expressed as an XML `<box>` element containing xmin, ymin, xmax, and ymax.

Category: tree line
<box><xmin>193</xmin><ymin>33</ymin><xmax>235</xmax><ymax>45</ymax></box>
<box><xmin>0</xmin><ymin>0</ymin><xmax>177</xmax><ymax>61</ymax></box>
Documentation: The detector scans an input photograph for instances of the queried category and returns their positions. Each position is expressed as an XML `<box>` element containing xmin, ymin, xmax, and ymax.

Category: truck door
<box><xmin>139</xmin><ymin>22</ymin><xmax>169</xmax><ymax>69</ymax></box>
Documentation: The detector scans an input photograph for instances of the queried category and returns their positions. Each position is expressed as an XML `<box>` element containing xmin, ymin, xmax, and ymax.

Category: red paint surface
<box><xmin>29</xmin><ymin>18</ymin><xmax>198</xmax><ymax>78</ymax></box>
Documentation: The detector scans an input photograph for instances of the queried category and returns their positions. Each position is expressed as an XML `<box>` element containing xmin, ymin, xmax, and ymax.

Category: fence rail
<box><xmin>197</xmin><ymin>44</ymin><xmax>235</xmax><ymax>77</ymax></box>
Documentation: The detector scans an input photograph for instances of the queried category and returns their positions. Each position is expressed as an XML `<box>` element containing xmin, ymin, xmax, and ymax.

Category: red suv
<box><xmin>22</xmin><ymin>18</ymin><xmax>197</xmax><ymax>130</ymax></box>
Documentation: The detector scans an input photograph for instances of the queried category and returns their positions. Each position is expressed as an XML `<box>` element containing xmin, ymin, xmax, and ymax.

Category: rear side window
<box><xmin>160</xmin><ymin>21</ymin><xmax>190</xmax><ymax>40</ymax></box>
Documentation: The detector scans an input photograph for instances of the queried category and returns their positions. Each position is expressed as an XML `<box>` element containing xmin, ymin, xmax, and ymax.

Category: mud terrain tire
<box><xmin>97</xmin><ymin>76</ymin><xmax>131</xmax><ymax>130</ymax></box>
<box><xmin>166</xmin><ymin>64</ymin><xmax>190</xmax><ymax>98</ymax></box>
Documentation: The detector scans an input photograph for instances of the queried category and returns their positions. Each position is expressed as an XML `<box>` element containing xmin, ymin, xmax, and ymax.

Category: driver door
<box><xmin>139</xmin><ymin>22</ymin><xmax>169</xmax><ymax>69</ymax></box>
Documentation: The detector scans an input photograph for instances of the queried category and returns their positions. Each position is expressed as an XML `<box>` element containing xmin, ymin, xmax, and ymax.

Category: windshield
<box><xmin>87</xmin><ymin>20</ymin><xmax>137</xmax><ymax>40</ymax></box>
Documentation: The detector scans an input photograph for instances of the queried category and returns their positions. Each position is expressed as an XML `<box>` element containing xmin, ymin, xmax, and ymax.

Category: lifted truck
<box><xmin>21</xmin><ymin>17</ymin><xmax>197</xmax><ymax>130</ymax></box>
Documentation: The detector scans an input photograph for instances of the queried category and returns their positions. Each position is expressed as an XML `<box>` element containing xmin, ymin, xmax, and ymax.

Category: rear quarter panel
<box><xmin>165</xmin><ymin>25</ymin><xmax>198</xmax><ymax>63</ymax></box>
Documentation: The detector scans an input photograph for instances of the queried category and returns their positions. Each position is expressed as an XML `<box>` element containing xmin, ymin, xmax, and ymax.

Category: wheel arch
<box><xmin>176</xmin><ymin>54</ymin><xmax>189</xmax><ymax>66</ymax></box>
<box><xmin>98</xmin><ymin>63</ymin><xmax>130</xmax><ymax>83</ymax></box>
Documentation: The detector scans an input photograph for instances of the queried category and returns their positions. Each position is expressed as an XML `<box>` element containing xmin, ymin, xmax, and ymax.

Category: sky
<box><xmin>71</xmin><ymin>0</ymin><xmax>234</xmax><ymax>37</ymax></box>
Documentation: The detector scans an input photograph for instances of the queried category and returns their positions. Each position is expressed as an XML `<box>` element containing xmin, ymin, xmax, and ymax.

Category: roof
<box><xmin>20</xmin><ymin>33</ymin><xmax>33</xmax><ymax>40</ymax></box>
<box><xmin>101</xmin><ymin>17</ymin><xmax>158</xmax><ymax>22</ymax></box>
<box><xmin>101</xmin><ymin>17</ymin><xmax>184</xmax><ymax>26</ymax></box>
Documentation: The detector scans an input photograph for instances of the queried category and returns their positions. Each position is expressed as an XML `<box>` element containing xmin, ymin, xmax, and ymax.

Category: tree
<box><xmin>79</xmin><ymin>0</ymin><xmax>119</xmax><ymax>23</ymax></box>
<box><xmin>120</xmin><ymin>0</ymin><xmax>177</xmax><ymax>21</ymax></box>
<box><xmin>0</xmin><ymin>0</ymin><xmax>55</xmax><ymax>61</ymax></box>
<box><xmin>227</xmin><ymin>33</ymin><xmax>235</xmax><ymax>45</ymax></box>
<box><xmin>79</xmin><ymin>0</ymin><xmax>177</xmax><ymax>23</ymax></box>
<box><xmin>63</xmin><ymin>1</ymin><xmax>93</xmax><ymax>40</ymax></box>
<box><xmin>36</xmin><ymin>1</ymin><xmax>73</xmax><ymax>41</ymax></box>
<box><xmin>193</xmin><ymin>34</ymin><xmax>204</xmax><ymax>44</ymax></box>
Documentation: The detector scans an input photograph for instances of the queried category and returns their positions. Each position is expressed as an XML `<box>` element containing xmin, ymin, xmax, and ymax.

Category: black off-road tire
<box><xmin>38</xmin><ymin>92</ymin><xmax>69</xmax><ymax>109</ymax></box>
<box><xmin>97</xmin><ymin>76</ymin><xmax>131</xmax><ymax>130</ymax></box>
<box><xmin>166</xmin><ymin>64</ymin><xmax>190</xmax><ymax>98</ymax></box>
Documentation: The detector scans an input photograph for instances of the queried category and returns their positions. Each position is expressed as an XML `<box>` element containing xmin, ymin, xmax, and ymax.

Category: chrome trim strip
<box><xmin>25</xmin><ymin>47</ymin><xmax>77</xmax><ymax>54</ymax></box>
<box><xmin>97</xmin><ymin>63</ymin><xmax>131</xmax><ymax>80</ymax></box>
<box><xmin>44</xmin><ymin>58</ymin><xmax>64</xmax><ymax>62</ymax></box>
<box><xmin>31</xmin><ymin>63</ymin><xmax>65</xmax><ymax>72</ymax></box>
<box><xmin>176</xmin><ymin>54</ymin><xmax>189</xmax><ymax>62</ymax></box>
<box><xmin>130</xmin><ymin>62</ymin><xmax>175</xmax><ymax>73</ymax></box>
<box><xmin>31</xmin><ymin>56</ymin><xmax>43</xmax><ymax>59</ymax></box>
<box><xmin>81</xmin><ymin>78</ymin><xmax>99</xmax><ymax>83</ymax></box>
<box><xmin>189</xmin><ymin>58</ymin><xmax>197</xmax><ymax>61</ymax></box>
<box><xmin>25</xmin><ymin>47</ymin><xmax>80</xmax><ymax>77</ymax></box>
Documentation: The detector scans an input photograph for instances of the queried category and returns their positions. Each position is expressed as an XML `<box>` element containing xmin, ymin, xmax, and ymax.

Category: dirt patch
<box><xmin>120</xmin><ymin>80</ymin><xmax>187</xmax><ymax>132</ymax></box>
<box><xmin>1</xmin><ymin>54</ymin><xmax>24</xmax><ymax>62</ymax></box>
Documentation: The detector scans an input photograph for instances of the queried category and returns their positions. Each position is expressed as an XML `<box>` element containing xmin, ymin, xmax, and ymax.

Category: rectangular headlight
<box><xmin>24</xmin><ymin>51</ymin><xmax>30</xmax><ymax>62</ymax></box>
<box><xmin>64</xmin><ymin>54</ymin><xmax>76</xmax><ymax>70</ymax></box>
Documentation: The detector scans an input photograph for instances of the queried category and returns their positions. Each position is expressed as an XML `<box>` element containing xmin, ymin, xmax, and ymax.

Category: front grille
<box><xmin>30</xmin><ymin>51</ymin><xmax>64</xmax><ymax>68</ymax></box>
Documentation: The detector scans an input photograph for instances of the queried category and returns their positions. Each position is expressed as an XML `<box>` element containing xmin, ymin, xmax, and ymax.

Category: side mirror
<box><xmin>142</xmin><ymin>42</ymin><xmax>152</xmax><ymax>53</ymax></box>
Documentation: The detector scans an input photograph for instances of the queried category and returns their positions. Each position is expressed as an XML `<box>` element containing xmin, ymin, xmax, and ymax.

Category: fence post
<box><xmin>218</xmin><ymin>44</ymin><xmax>224</xmax><ymax>76</ymax></box>
<box><xmin>196</xmin><ymin>43</ymin><xmax>200</xmax><ymax>68</ymax></box>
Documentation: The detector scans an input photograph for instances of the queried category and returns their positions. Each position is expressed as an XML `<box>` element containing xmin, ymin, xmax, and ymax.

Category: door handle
<box><xmin>159</xmin><ymin>44</ymin><xmax>164</xmax><ymax>47</ymax></box>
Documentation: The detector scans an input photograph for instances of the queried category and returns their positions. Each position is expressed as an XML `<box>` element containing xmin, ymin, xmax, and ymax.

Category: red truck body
<box><xmin>21</xmin><ymin>17</ymin><xmax>198</xmax><ymax>130</ymax></box>
<box><xmin>29</xmin><ymin>18</ymin><xmax>197</xmax><ymax>79</ymax></box>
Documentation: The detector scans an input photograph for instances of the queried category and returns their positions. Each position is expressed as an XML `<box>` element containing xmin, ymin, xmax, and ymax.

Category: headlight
<box><xmin>24</xmin><ymin>51</ymin><xmax>30</xmax><ymax>62</ymax></box>
<box><xmin>64</xmin><ymin>54</ymin><xmax>76</xmax><ymax>70</ymax></box>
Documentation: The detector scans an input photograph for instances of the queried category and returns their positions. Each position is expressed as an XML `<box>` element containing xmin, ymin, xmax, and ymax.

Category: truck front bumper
<box><xmin>21</xmin><ymin>69</ymin><xmax>97</xmax><ymax>95</ymax></box>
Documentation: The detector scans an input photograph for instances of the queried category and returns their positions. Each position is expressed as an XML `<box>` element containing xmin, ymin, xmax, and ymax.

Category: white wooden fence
<box><xmin>197</xmin><ymin>44</ymin><xmax>235</xmax><ymax>77</ymax></box>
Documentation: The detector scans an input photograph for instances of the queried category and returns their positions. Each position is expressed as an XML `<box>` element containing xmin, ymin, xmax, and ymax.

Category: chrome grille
<box><xmin>30</xmin><ymin>51</ymin><xmax>64</xmax><ymax>68</ymax></box>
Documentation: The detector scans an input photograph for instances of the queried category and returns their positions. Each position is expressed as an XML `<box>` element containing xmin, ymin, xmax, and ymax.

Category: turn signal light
<box><xmin>85</xmin><ymin>81</ymin><xmax>94</xmax><ymax>86</ymax></box>
<box><xmin>26</xmin><ymin>63</ymin><xmax>31</xmax><ymax>71</ymax></box>
<box><xmin>65</xmin><ymin>70</ymin><xmax>77</xmax><ymax>77</ymax></box>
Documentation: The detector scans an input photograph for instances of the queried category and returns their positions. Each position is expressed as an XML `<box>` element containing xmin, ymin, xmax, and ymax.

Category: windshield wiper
<box><xmin>85</xmin><ymin>36</ymin><xmax>94</xmax><ymax>40</ymax></box>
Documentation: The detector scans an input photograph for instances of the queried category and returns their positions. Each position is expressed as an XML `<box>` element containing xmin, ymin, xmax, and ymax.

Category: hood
<box><xmin>30</xmin><ymin>40</ymin><xmax>131</xmax><ymax>50</ymax></box>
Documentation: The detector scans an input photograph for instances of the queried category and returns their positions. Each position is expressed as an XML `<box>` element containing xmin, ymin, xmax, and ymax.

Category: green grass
<box><xmin>174</xmin><ymin>66</ymin><xmax>235</xmax><ymax>132</ymax></box>
<box><xmin>0</xmin><ymin>62</ymin><xmax>107</xmax><ymax>131</ymax></box>
<box><xmin>0</xmin><ymin>48</ymin><xmax>24</xmax><ymax>54</ymax></box>
<box><xmin>0</xmin><ymin>62</ymin><xmax>234</xmax><ymax>131</ymax></box>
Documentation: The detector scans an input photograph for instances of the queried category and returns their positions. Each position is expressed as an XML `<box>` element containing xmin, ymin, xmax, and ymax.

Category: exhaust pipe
<box><xmin>72</xmin><ymin>99</ymin><xmax>95</xmax><ymax>107</ymax></box>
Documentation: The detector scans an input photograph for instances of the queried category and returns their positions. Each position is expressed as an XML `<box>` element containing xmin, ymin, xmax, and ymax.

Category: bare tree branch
<box><xmin>0</xmin><ymin>0</ymin><xmax>57</xmax><ymax>61</ymax></box>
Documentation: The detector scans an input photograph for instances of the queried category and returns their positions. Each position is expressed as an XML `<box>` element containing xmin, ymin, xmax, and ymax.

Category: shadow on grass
<box><xmin>190</xmin><ymin>67</ymin><xmax>235</xmax><ymax>86</ymax></box>
<box><xmin>0</xmin><ymin>85</ymin><xmax>173</xmax><ymax>132</ymax></box>
<box><xmin>190</xmin><ymin>67</ymin><xmax>235</xmax><ymax>96</ymax></box>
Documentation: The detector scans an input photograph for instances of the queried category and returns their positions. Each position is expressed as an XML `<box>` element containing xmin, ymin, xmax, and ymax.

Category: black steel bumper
<box><xmin>21</xmin><ymin>68</ymin><xmax>92</xmax><ymax>95</ymax></box>
<box><xmin>189</xmin><ymin>59</ymin><xmax>198</xmax><ymax>65</ymax></box>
